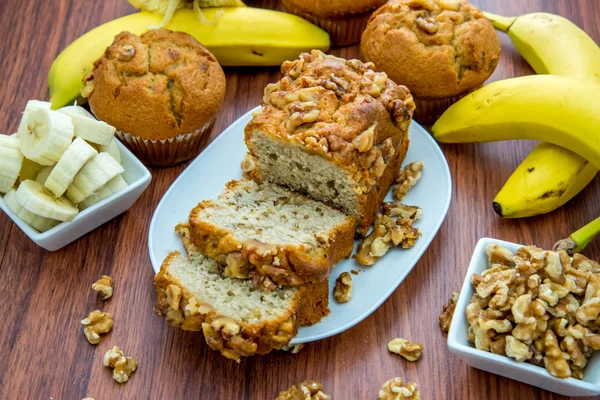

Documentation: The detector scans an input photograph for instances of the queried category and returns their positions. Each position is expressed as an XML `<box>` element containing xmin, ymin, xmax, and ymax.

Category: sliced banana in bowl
<box><xmin>3</xmin><ymin>189</ymin><xmax>60</xmax><ymax>232</ymax></box>
<box><xmin>58</xmin><ymin>106</ymin><xmax>115</xmax><ymax>145</ymax></box>
<box><xmin>66</xmin><ymin>153</ymin><xmax>124</xmax><ymax>204</ymax></box>
<box><xmin>0</xmin><ymin>144</ymin><xmax>24</xmax><ymax>193</ymax></box>
<box><xmin>16</xmin><ymin>180</ymin><xmax>78</xmax><ymax>222</ymax></box>
<box><xmin>1</xmin><ymin>100</ymin><xmax>151</xmax><ymax>251</ymax></box>
<box><xmin>44</xmin><ymin>137</ymin><xmax>98</xmax><ymax>198</ymax></box>
<box><xmin>79</xmin><ymin>175</ymin><xmax>128</xmax><ymax>210</ymax></box>
<box><xmin>18</xmin><ymin>106</ymin><xmax>74</xmax><ymax>165</ymax></box>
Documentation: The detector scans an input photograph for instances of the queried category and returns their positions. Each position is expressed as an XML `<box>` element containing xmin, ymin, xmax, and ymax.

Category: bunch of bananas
<box><xmin>432</xmin><ymin>11</ymin><xmax>600</xmax><ymax>250</ymax></box>
<box><xmin>48</xmin><ymin>0</ymin><xmax>330</xmax><ymax>109</ymax></box>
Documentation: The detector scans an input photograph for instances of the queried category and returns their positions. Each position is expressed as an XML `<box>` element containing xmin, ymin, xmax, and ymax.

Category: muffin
<box><xmin>361</xmin><ymin>0</ymin><xmax>500</xmax><ymax>122</ymax></box>
<box><xmin>282</xmin><ymin>0</ymin><xmax>387</xmax><ymax>46</ymax></box>
<box><xmin>82</xmin><ymin>29</ymin><xmax>226</xmax><ymax>166</ymax></box>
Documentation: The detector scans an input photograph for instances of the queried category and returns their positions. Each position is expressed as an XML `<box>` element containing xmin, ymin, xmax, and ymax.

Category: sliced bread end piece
<box><xmin>154</xmin><ymin>251</ymin><xmax>301</xmax><ymax>362</ymax></box>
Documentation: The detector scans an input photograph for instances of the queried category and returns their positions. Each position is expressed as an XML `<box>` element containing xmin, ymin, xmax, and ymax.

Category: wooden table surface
<box><xmin>1</xmin><ymin>0</ymin><xmax>599</xmax><ymax>399</ymax></box>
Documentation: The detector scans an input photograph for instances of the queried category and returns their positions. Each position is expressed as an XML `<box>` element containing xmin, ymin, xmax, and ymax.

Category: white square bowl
<box><xmin>0</xmin><ymin>140</ymin><xmax>151</xmax><ymax>251</ymax></box>
<box><xmin>448</xmin><ymin>237</ymin><xmax>600</xmax><ymax>397</ymax></box>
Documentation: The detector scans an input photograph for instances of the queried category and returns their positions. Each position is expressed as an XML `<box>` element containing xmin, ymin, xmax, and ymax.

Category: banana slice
<box><xmin>0</xmin><ymin>147</ymin><xmax>24</xmax><ymax>193</ymax></box>
<box><xmin>16</xmin><ymin>180</ymin><xmax>78</xmax><ymax>222</ymax></box>
<box><xmin>17</xmin><ymin>107</ymin><xmax>74</xmax><ymax>165</ymax></box>
<box><xmin>96</xmin><ymin>138</ymin><xmax>121</xmax><ymax>164</ymax></box>
<box><xmin>3</xmin><ymin>189</ymin><xmax>60</xmax><ymax>232</ymax></box>
<box><xmin>80</xmin><ymin>175</ymin><xmax>128</xmax><ymax>210</ymax></box>
<box><xmin>44</xmin><ymin>137</ymin><xmax>98</xmax><ymax>197</ymax></box>
<box><xmin>35</xmin><ymin>166</ymin><xmax>54</xmax><ymax>184</ymax></box>
<box><xmin>19</xmin><ymin>158</ymin><xmax>44</xmax><ymax>182</ymax></box>
<box><xmin>57</xmin><ymin>105</ymin><xmax>94</xmax><ymax>119</ymax></box>
<box><xmin>0</xmin><ymin>134</ymin><xmax>20</xmax><ymax>150</ymax></box>
<box><xmin>66</xmin><ymin>153</ymin><xmax>124</xmax><ymax>203</ymax></box>
<box><xmin>26</xmin><ymin>100</ymin><xmax>52</xmax><ymax>110</ymax></box>
<box><xmin>58</xmin><ymin>107</ymin><xmax>115</xmax><ymax>146</ymax></box>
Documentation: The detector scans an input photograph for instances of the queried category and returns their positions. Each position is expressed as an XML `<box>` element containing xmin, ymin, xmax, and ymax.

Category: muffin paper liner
<box><xmin>116</xmin><ymin>119</ymin><xmax>215</xmax><ymax>167</ymax></box>
<box><xmin>282</xmin><ymin>1</ymin><xmax>373</xmax><ymax>46</ymax></box>
<box><xmin>413</xmin><ymin>85</ymin><xmax>483</xmax><ymax>124</ymax></box>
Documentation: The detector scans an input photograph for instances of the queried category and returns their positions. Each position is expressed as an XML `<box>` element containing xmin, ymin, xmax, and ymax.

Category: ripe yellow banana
<box><xmin>484</xmin><ymin>12</ymin><xmax>600</xmax><ymax>80</ymax></box>
<box><xmin>48</xmin><ymin>8</ymin><xmax>330</xmax><ymax>109</ymax></box>
<box><xmin>484</xmin><ymin>11</ymin><xmax>600</xmax><ymax>218</ymax></box>
<box><xmin>431</xmin><ymin>75</ymin><xmax>600</xmax><ymax>169</ymax></box>
<box><xmin>492</xmin><ymin>142</ymin><xmax>598</xmax><ymax>218</ymax></box>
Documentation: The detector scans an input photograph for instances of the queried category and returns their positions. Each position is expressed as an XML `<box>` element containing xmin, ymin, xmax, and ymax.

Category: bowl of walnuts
<box><xmin>448</xmin><ymin>238</ymin><xmax>600</xmax><ymax>397</ymax></box>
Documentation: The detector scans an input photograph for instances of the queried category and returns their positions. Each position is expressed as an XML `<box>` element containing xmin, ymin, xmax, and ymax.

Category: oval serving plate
<box><xmin>148</xmin><ymin>106</ymin><xmax>452</xmax><ymax>344</ymax></box>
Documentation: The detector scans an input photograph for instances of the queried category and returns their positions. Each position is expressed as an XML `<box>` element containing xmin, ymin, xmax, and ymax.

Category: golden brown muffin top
<box><xmin>284</xmin><ymin>0</ymin><xmax>386</xmax><ymax>18</ymax></box>
<box><xmin>360</xmin><ymin>0</ymin><xmax>500</xmax><ymax>98</ymax></box>
<box><xmin>246</xmin><ymin>50</ymin><xmax>414</xmax><ymax>188</ymax></box>
<box><xmin>82</xmin><ymin>29</ymin><xmax>226</xmax><ymax>140</ymax></box>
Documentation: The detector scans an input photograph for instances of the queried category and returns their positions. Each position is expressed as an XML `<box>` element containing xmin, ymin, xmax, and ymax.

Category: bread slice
<box><xmin>244</xmin><ymin>50</ymin><xmax>414</xmax><ymax>235</ymax></box>
<box><xmin>176</xmin><ymin>220</ymin><xmax>331</xmax><ymax>326</ymax></box>
<box><xmin>155</xmin><ymin>251</ymin><xmax>303</xmax><ymax>362</ymax></box>
<box><xmin>187</xmin><ymin>180</ymin><xmax>355</xmax><ymax>286</ymax></box>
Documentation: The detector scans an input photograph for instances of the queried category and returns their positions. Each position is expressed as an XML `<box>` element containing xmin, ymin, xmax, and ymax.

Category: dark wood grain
<box><xmin>0</xmin><ymin>0</ymin><xmax>599</xmax><ymax>398</ymax></box>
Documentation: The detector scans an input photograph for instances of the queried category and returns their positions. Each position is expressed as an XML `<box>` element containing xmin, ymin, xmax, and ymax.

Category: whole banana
<box><xmin>48</xmin><ymin>8</ymin><xmax>330</xmax><ymax>109</ymax></box>
<box><xmin>492</xmin><ymin>142</ymin><xmax>598</xmax><ymax>218</ymax></box>
<box><xmin>485</xmin><ymin>11</ymin><xmax>600</xmax><ymax>217</ymax></box>
<box><xmin>431</xmin><ymin>75</ymin><xmax>600</xmax><ymax>169</ymax></box>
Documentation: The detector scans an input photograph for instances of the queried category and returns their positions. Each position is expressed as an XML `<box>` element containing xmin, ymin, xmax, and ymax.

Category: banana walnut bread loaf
<box><xmin>244</xmin><ymin>50</ymin><xmax>415</xmax><ymax>235</ymax></box>
<box><xmin>186</xmin><ymin>180</ymin><xmax>355</xmax><ymax>287</ymax></box>
<box><xmin>155</xmin><ymin>251</ymin><xmax>322</xmax><ymax>362</ymax></box>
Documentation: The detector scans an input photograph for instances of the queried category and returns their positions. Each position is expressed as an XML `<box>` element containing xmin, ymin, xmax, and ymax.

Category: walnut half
<box><xmin>439</xmin><ymin>292</ymin><xmax>459</xmax><ymax>333</ymax></box>
<box><xmin>356</xmin><ymin>212</ymin><xmax>421</xmax><ymax>266</ymax></box>
<box><xmin>103</xmin><ymin>346</ymin><xmax>137</xmax><ymax>384</ymax></box>
<box><xmin>334</xmin><ymin>272</ymin><xmax>352</xmax><ymax>303</ymax></box>
<box><xmin>81</xmin><ymin>310</ymin><xmax>113</xmax><ymax>344</ymax></box>
<box><xmin>91</xmin><ymin>275</ymin><xmax>113</xmax><ymax>300</ymax></box>
<box><xmin>393</xmin><ymin>161</ymin><xmax>424</xmax><ymax>201</ymax></box>
<box><xmin>388</xmin><ymin>338</ymin><xmax>424</xmax><ymax>361</ymax></box>
<box><xmin>276</xmin><ymin>381</ymin><xmax>330</xmax><ymax>400</ymax></box>
<box><xmin>378</xmin><ymin>378</ymin><xmax>420</xmax><ymax>400</ymax></box>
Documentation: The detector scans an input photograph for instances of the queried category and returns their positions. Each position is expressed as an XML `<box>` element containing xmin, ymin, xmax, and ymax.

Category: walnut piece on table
<box><xmin>392</xmin><ymin>161</ymin><xmax>424</xmax><ymax>201</ymax></box>
<box><xmin>103</xmin><ymin>346</ymin><xmax>138</xmax><ymax>384</ymax></box>
<box><xmin>281</xmin><ymin>343</ymin><xmax>304</xmax><ymax>354</ymax></box>
<box><xmin>465</xmin><ymin>243</ymin><xmax>600</xmax><ymax>379</ymax></box>
<box><xmin>439</xmin><ymin>292</ymin><xmax>459</xmax><ymax>333</ymax></box>
<box><xmin>388</xmin><ymin>338</ymin><xmax>424</xmax><ymax>361</ymax></box>
<box><xmin>275</xmin><ymin>380</ymin><xmax>330</xmax><ymax>400</ymax></box>
<box><xmin>91</xmin><ymin>275</ymin><xmax>113</xmax><ymax>300</ymax></box>
<box><xmin>356</xmin><ymin>205</ymin><xmax>421</xmax><ymax>266</ymax></box>
<box><xmin>81</xmin><ymin>310</ymin><xmax>113</xmax><ymax>344</ymax></box>
<box><xmin>334</xmin><ymin>272</ymin><xmax>352</xmax><ymax>303</ymax></box>
<box><xmin>378</xmin><ymin>377</ymin><xmax>420</xmax><ymax>400</ymax></box>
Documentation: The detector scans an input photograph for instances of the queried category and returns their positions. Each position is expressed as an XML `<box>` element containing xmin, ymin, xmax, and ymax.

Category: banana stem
<box><xmin>571</xmin><ymin>216</ymin><xmax>600</xmax><ymax>253</ymax></box>
<box><xmin>554</xmin><ymin>217</ymin><xmax>600</xmax><ymax>255</ymax></box>
<box><xmin>483</xmin><ymin>11</ymin><xmax>517</xmax><ymax>32</ymax></box>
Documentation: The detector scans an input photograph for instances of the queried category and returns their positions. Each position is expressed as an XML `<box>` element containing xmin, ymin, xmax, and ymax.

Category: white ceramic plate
<box><xmin>148</xmin><ymin>106</ymin><xmax>452</xmax><ymax>344</ymax></box>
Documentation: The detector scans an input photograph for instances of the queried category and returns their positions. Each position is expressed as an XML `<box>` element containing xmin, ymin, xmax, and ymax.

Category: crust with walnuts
<box><xmin>154</xmin><ymin>251</ymin><xmax>302</xmax><ymax>362</ymax></box>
